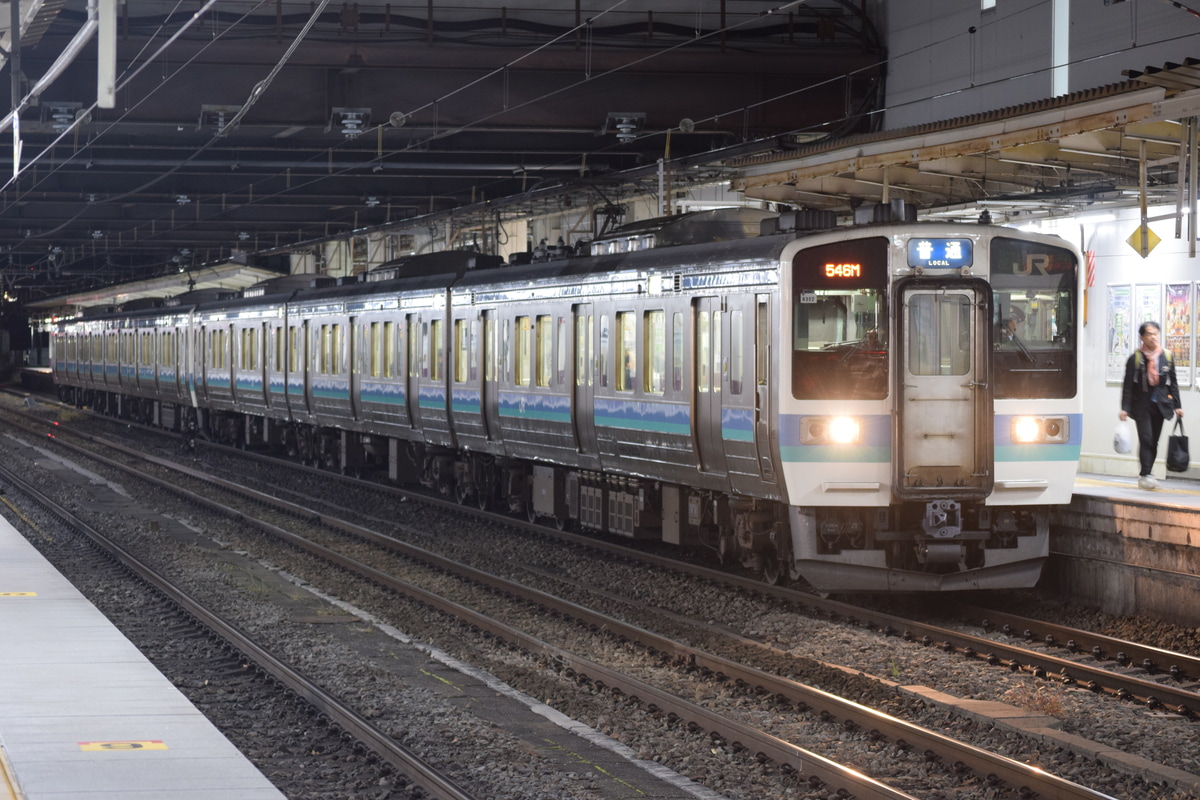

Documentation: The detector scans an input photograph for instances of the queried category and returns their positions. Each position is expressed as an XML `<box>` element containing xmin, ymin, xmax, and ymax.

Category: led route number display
<box><xmin>824</xmin><ymin>262</ymin><xmax>862</xmax><ymax>278</ymax></box>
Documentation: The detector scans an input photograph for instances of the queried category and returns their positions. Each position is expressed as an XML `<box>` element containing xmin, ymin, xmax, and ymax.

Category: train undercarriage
<box><xmin>60</xmin><ymin>388</ymin><xmax>1048</xmax><ymax>591</ymax></box>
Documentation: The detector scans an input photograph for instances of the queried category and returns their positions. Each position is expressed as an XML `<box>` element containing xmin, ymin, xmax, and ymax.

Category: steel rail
<box><xmin>0</xmin><ymin>460</ymin><xmax>481</xmax><ymax>800</ymax></box>
<box><xmin>16</xmin><ymin>419</ymin><xmax>1124</xmax><ymax>800</ymax></box>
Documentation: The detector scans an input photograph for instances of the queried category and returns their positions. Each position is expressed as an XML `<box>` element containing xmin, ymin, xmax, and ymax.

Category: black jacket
<box><xmin>1121</xmin><ymin>349</ymin><xmax>1181</xmax><ymax>418</ymax></box>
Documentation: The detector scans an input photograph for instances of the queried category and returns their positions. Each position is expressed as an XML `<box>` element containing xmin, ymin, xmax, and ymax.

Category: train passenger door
<box><xmin>481</xmin><ymin>310</ymin><xmax>500</xmax><ymax>441</ymax></box>
<box><xmin>694</xmin><ymin>297</ymin><xmax>727</xmax><ymax>475</ymax></box>
<box><xmin>896</xmin><ymin>282</ymin><xmax>992</xmax><ymax>498</ymax></box>
<box><xmin>405</xmin><ymin>314</ymin><xmax>421</xmax><ymax>430</ymax></box>
<box><xmin>572</xmin><ymin>303</ymin><xmax>596</xmax><ymax>455</ymax></box>
<box><xmin>754</xmin><ymin>294</ymin><xmax>777</xmax><ymax>484</ymax></box>
<box><xmin>349</xmin><ymin>317</ymin><xmax>361</xmax><ymax>421</ymax></box>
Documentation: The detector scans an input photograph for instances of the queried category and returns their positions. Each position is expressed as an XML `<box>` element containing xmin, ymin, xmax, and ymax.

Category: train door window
<box><xmin>484</xmin><ymin>316</ymin><xmax>496</xmax><ymax>382</ymax></box>
<box><xmin>454</xmin><ymin>319</ymin><xmax>469</xmax><ymax>383</ymax></box>
<box><xmin>319</xmin><ymin>324</ymin><xmax>330</xmax><ymax>374</ymax></box>
<box><xmin>469</xmin><ymin>320</ymin><xmax>479</xmax><ymax>382</ymax></box>
<box><xmin>384</xmin><ymin>321</ymin><xmax>396</xmax><ymax>378</ymax></box>
<box><xmin>556</xmin><ymin>316</ymin><xmax>568</xmax><ymax>386</ymax></box>
<box><xmin>536</xmin><ymin>315</ymin><xmax>552</xmax><ymax>387</ymax></box>
<box><xmin>756</xmin><ymin>300</ymin><xmax>769</xmax><ymax>386</ymax></box>
<box><xmin>430</xmin><ymin>319</ymin><xmax>444</xmax><ymax>380</ymax></box>
<box><xmin>907</xmin><ymin>294</ymin><xmax>970</xmax><ymax>376</ymax></box>
<box><xmin>599</xmin><ymin>315</ymin><xmax>609</xmax><ymax>387</ymax></box>
<box><xmin>672</xmin><ymin>312</ymin><xmax>683</xmax><ymax>391</ymax></box>
<box><xmin>575</xmin><ymin>314</ymin><xmax>588</xmax><ymax>386</ymax></box>
<box><xmin>288</xmin><ymin>326</ymin><xmax>300</xmax><ymax>373</ymax></box>
<box><xmin>515</xmin><ymin>316</ymin><xmax>532</xmax><ymax>387</ymax></box>
<box><xmin>408</xmin><ymin>317</ymin><xmax>420</xmax><ymax>378</ymax></box>
<box><xmin>368</xmin><ymin>322</ymin><xmax>380</xmax><ymax>377</ymax></box>
<box><xmin>698</xmin><ymin>313</ymin><xmax>710</xmax><ymax>393</ymax></box>
<box><xmin>713</xmin><ymin>313</ymin><xmax>722</xmax><ymax>394</ymax></box>
<box><xmin>730</xmin><ymin>309</ymin><xmax>743</xmax><ymax>395</ymax></box>
<box><xmin>617</xmin><ymin>311</ymin><xmax>635</xmax><ymax>392</ymax></box>
<box><xmin>645</xmin><ymin>310</ymin><xmax>665</xmax><ymax>394</ymax></box>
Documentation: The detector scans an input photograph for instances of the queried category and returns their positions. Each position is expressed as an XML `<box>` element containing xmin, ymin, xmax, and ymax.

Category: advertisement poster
<box><xmin>1106</xmin><ymin>284</ymin><xmax>1132</xmax><ymax>383</ymax></box>
<box><xmin>1166</xmin><ymin>283</ymin><xmax>1193</xmax><ymax>387</ymax></box>
<box><xmin>1135</xmin><ymin>283</ymin><xmax>1162</xmax><ymax>331</ymax></box>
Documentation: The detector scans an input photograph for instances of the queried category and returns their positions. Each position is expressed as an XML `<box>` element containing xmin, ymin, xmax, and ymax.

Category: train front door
<box><xmin>896</xmin><ymin>282</ymin><xmax>992</xmax><ymax>499</ymax></box>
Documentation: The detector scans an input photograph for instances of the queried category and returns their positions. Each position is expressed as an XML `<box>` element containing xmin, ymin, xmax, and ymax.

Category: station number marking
<box><xmin>78</xmin><ymin>741</ymin><xmax>168</xmax><ymax>752</ymax></box>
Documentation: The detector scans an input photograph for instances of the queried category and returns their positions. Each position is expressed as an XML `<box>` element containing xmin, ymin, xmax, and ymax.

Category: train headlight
<box><xmin>801</xmin><ymin>415</ymin><xmax>864</xmax><ymax>445</ymax></box>
<box><xmin>1010</xmin><ymin>415</ymin><xmax>1069</xmax><ymax>444</ymax></box>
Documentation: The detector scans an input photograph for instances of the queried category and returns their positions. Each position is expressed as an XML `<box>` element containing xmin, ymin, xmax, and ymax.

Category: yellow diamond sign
<box><xmin>1127</xmin><ymin>225</ymin><xmax>1161</xmax><ymax>258</ymax></box>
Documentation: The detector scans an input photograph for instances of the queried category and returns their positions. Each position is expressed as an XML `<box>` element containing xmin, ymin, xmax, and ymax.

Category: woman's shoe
<box><xmin>1138</xmin><ymin>475</ymin><xmax>1158</xmax><ymax>490</ymax></box>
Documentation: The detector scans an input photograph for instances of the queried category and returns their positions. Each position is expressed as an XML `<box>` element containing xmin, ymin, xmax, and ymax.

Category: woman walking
<box><xmin>1119</xmin><ymin>321</ymin><xmax>1184</xmax><ymax>490</ymax></box>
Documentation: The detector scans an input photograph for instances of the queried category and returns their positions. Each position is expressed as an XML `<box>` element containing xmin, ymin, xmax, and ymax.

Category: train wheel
<box><xmin>761</xmin><ymin>552</ymin><xmax>786</xmax><ymax>586</ymax></box>
<box><xmin>455</xmin><ymin>481</ymin><xmax>473</xmax><ymax>506</ymax></box>
<box><xmin>716</xmin><ymin>531</ymin><xmax>737</xmax><ymax>566</ymax></box>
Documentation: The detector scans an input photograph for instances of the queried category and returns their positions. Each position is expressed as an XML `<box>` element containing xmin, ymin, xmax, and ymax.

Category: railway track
<box><xmin>0</xmin><ymin>460</ymin><xmax>480</xmax><ymax>800</ymax></box>
<box><xmin>1</xmin><ymin>397</ymin><xmax>1183</xmax><ymax>798</ymax></box>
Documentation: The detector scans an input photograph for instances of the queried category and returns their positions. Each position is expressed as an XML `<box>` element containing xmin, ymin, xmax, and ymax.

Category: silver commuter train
<box><xmin>50</xmin><ymin>206</ymin><xmax>1083</xmax><ymax>592</ymax></box>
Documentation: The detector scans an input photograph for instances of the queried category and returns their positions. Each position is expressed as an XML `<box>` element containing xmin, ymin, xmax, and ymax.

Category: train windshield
<box><xmin>790</xmin><ymin>237</ymin><xmax>889</xmax><ymax>400</ymax></box>
<box><xmin>990</xmin><ymin>237</ymin><xmax>1078</xmax><ymax>398</ymax></box>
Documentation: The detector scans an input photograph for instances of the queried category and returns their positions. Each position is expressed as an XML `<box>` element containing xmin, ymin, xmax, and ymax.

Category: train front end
<box><xmin>777</xmin><ymin>224</ymin><xmax>1082</xmax><ymax>592</ymax></box>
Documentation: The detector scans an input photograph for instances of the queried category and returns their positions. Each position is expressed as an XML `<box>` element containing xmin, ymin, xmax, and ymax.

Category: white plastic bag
<box><xmin>1114</xmin><ymin>419</ymin><xmax>1134</xmax><ymax>454</ymax></box>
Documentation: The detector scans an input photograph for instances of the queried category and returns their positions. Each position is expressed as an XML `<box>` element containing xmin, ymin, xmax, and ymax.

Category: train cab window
<box><xmin>644</xmin><ymin>310</ymin><xmax>665</xmax><ymax>394</ymax></box>
<box><xmin>990</xmin><ymin>237</ymin><xmax>1078</xmax><ymax>398</ymax></box>
<box><xmin>536</xmin><ymin>315</ymin><xmax>552</xmax><ymax>387</ymax></box>
<box><xmin>617</xmin><ymin>311</ymin><xmax>636</xmax><ymax>392</ymax></box>
<box><xmin>791</xmin><ymin>237</ymin><xmax>889</xmax><ymax>400</ymax></box>
<box><xmin>515</xmin><ymin>316</ymin><xmax>532</xmax><ymax>387</ymax></box>
<box><xmin>454</xmin><ymin>319</ymin><xmax>469</xmax><ymax>383</ymax></box>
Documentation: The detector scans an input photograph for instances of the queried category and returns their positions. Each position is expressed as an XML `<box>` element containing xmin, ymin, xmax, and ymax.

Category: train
<box><xmin>49</xmin><ymin>202</ymin><xmax>1083</xmax><ymax>592</ymax></box>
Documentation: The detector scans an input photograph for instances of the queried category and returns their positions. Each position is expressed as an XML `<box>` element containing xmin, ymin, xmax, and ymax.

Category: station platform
<box><xmin>1048</xmin><ymin>471</ymin><xmax>1200</xmax><ymax>628</ymax></box>
<box><xmin>0</xmin><ymin>514</ymin><xmax>285</xmax><ymax>800</ymax></box>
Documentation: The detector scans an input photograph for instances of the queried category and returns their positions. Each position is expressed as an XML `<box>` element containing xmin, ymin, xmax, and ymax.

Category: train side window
<box><xmin>644</xmin><ymin>310</ymin><xmax>665</xmax><ymax>394</ymax></box>
<box><xmin>730</xmin><ymin>309</ymin><xmax>743</xmax><ymax>395</ymax></box>
<box><xmin>454</xmin><ymin>319</ymin><xmax>469</xmax><ymax>383</ymax></box>
<box><xmin>515</xmin><ymin>316</ymin><xmax>532</xmax><ymax>387</ymax></box>
<box><xmin>617</xmin><ymin>311</ymin><xmax>635</xmax><ymax>392</ymax></box>
<box><xmin>536</xmin><ymin>315</ymin><xmax>552</xmax><ymax>387</ymax></box>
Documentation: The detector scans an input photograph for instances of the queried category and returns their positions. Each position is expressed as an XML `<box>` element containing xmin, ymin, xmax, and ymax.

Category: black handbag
<box><xmin>1167</xmin><ymin>418</ymin><xmax>1189</xmax><ymax>473</ymax></box>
